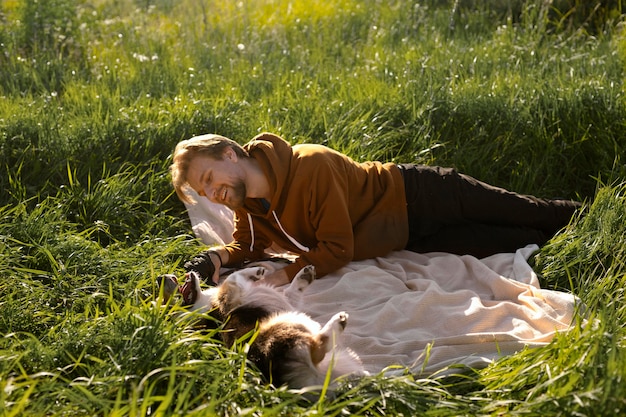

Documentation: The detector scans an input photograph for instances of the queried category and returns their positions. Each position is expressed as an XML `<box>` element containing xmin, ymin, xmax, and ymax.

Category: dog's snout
<box><xmin>157</xmin><ymin>274</ymin><xmax>181</xmax><ymax>303</ymax></box>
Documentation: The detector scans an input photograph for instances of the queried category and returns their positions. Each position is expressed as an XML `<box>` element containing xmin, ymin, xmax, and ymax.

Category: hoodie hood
<box><xmin>242</xmin><ymin>133</ymin><xmax>293</xmax><ymax>216</ymax></box>
<box><xmin>238</xmin><ymin>133</ymin><xmax>310</xmax><ymax>254</ymax></box>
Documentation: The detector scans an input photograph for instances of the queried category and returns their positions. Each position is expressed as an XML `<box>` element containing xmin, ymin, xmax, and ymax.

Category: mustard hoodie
<box><xmin>222</xmin><ymin>133</ymin><xmax>409</xmax><ymax>281</ymax></box>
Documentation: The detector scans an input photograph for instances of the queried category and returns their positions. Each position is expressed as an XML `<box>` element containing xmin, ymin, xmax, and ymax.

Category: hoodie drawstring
<box><xmin>247</xmin><ymin>213</ymin><xmax>255</xmax><ymax>252</ymax></box>
<box><xmin>272</xmin><ymin>211</ymin><xmax>310</xmax><ymax>252</ymax></box>
<box><xmin>247</xmin><ymin>211</ymin><xmax>311</xmax><ymax>253</ymax></box>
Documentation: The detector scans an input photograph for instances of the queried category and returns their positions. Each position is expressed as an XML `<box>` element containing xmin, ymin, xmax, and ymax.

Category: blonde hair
<box><xmin>170</xmin><ymin>134</ymin><xmax>248</xmax><ymax>204</ymax></box>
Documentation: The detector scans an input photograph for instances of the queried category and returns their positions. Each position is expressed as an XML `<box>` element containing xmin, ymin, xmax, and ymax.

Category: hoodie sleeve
<box><xmin>222</xmin><ymin>210</ymin><xmax>269</xmax><ymax>266</ymax></box>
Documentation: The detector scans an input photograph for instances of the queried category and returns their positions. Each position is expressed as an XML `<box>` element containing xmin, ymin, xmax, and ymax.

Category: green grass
<box><xmin>1</xmin><ymin>0</ymin><xmax>625</xmax><ymax>415</ymax></box>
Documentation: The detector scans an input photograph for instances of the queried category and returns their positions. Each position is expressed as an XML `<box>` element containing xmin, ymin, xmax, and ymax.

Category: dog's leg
<box><xmin>293</xmin><ymin>265</ymin><xmax>316</xmax><ymax>290</ymax></box>
<box><xmin>310</xmin><ymin>312</ymin><xmax>348</xmax><ymax>365</ymax></box>
<box><xmin>284</xmin><ymin>265</ymin><xmax>315</xmax><ymax>306</ymax></box>
<box><xmin>319</xmin><ymin>311</ymin><xmax>348</xmax><ymax>340</ymax></box>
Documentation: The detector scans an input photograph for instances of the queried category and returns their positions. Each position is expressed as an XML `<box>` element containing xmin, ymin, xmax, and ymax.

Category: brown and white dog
<box><xmin>158</xmin><ymin>264</ymin><xmax>367</xmax><ymax>389</ymax></box>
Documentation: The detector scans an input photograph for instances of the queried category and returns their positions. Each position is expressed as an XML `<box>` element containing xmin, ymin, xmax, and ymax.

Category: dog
<box><xmin>158</xmin><ymin>264</ymin><xmax>367</xmax><ymax>389</ymax></box>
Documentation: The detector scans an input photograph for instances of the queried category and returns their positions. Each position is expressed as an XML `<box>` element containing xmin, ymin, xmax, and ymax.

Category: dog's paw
<box><xmin>231</xmin><ymin>267</ymin><xmax>266</xmax><ymax>286</ymax></box>
<box><xmin>318</xmin><ymin>311</ymin><xmax>350</xmax><ymax>354</ymax></box>
<box><xmin>292</xmin><ymin>265</ymin><xmax>315</xmax><ymax>292</ymax></box>
<box><xmin>334</xmin><ymin>311</ymin><xmax>349</xmax><ymax>331</ymax></box>
<box><xmin>251</xmin><ymin>267</ymin><xmax>266</xmax><ymax>281</ymax></box>
<box><xmin>299</xmin><ymin>265</ymin><xmax>316</xmax><ymax>283</ymax></box>
<box><xmin>322</xmin><ymin>311</ymin><xmax>349</xmax><ymax>336</ymax></box>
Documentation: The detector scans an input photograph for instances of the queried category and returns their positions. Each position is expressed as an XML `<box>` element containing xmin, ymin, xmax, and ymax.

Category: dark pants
<box><xmin>397</xmin><ymin>164</ymin><xmax>582</xmax><ymax>258</ymax></box>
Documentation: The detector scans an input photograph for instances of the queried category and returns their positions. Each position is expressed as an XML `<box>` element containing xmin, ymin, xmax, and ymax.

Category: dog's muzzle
<box><xmin>157</xmin><ymin>274</ymin><xmax>180</xmax><ymax>303</ymax></box>
<box><xmin>157</xmin><ymin>273</ymin><xmax>197</xmax><ymax>306</ymax></box>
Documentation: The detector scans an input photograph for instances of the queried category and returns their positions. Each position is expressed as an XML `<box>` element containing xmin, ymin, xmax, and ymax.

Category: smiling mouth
<box><xmin>221</xmin><ymin>188</ymin><xmax>227</xmax><ymax>202</ymax></box>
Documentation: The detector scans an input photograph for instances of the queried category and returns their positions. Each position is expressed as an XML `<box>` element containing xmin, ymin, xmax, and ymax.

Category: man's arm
<box><xmin>279</xmin><ymin>157</ymin><xmax>356</xmax><ymax>281</ymax></box>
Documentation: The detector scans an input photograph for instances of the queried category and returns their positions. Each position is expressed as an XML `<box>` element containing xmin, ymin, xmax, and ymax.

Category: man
<box><xmin>170</xmin><ymin>132</ymin><xmax>581</xmax><ymax>287</ymax></box>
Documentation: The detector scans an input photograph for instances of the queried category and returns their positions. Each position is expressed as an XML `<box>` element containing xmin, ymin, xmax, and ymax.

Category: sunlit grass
<box><xmin>1</xmin><ymin>0</ymin><xmax>625</xmax><ymax>415</ymax></box>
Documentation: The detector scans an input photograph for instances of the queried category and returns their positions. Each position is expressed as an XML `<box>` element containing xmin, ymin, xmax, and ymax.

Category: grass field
<box><xmin>1</xmin><ymin>0</ymin><xmax>625</xmax><ymax>415</ymax></box>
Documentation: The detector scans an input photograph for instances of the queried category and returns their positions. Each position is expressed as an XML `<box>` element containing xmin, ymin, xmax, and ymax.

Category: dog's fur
<box><xmin>158</xmin><ymin>264</ymin><xmax>367</xmax><ymax>388</ymax></box>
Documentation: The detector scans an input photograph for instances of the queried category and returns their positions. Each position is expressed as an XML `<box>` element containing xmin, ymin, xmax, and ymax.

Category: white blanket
<box><xmin>299</xmin><ymin>246</ymin><xmax>581</xmax><ymax>375</ymax></box>
<box><xmin>186</xmin><ymin>206</ymin><xmax>582</xmax><ymax>375</ymax></box>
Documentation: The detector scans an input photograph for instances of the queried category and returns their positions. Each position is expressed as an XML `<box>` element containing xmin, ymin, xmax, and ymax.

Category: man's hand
<box><xmin>254</xmin><ymin>268</ymin><xmax>290</xmax><ymax>287</ymax></box>
<box><xmin>184</xmin><ymin>250</ymin><xmax>223</xmax><ymax>285</ymax></box>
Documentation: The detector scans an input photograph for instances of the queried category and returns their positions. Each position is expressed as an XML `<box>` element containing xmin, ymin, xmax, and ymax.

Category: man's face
<box><xmin>186</xmin><ymin>149</ymin><xmax>247</xmax><ymax>210</ymax></box>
